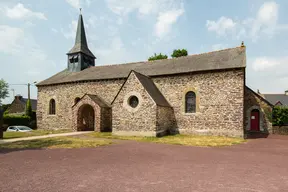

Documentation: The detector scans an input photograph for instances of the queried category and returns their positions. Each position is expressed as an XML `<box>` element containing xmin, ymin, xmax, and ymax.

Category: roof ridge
<box><xmin>90</xmin><ymin>46</ymin><xmax>244</xmax><ymax>68</ymax></box>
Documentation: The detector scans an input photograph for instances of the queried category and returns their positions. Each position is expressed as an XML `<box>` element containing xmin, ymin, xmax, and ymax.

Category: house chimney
<box><xmin>285</xmin><ymin>90</ymin><xmax>288</xmax><ymax>96</ymax></box>
<box><xmin>15</xmin><ymin>94</ymin><xmax>23</xmax><ymax>100</ymax></box>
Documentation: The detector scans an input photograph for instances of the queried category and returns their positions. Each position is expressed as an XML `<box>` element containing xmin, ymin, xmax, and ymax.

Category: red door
<box><xmin>250</xmin><ymin>109</ymin><xmax>260</xmax><ymax>131</ymax></box>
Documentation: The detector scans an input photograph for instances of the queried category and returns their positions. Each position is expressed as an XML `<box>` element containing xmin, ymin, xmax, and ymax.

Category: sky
<box><xmin>0</xmin><ymin>0</ymin><xmax>288</xmax><ymax>104</ymax></box>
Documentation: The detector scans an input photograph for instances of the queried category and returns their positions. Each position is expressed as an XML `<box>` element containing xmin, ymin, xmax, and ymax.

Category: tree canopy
<box><xmin>171</xmin><ymin>49</ymin><xmax>188</xmax><ymax>58</ymax></box>
<box><xmin>0</xmin><ymin>79</ymin><xmax>9</xmax><ymax>105</ymax></box>
<box><xmin>148</xmin><ymin>53</ymin><xmax>168</xmax><ymax>61</ymax></box>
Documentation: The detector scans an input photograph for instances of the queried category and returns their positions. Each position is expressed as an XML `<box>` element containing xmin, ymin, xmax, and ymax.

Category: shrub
<box><xmin>3</xmin><ymin>114</ymin><xmax>31</xmax><ymax>127</ymax></box>
<box><xmin>272</xmin><ymin>106</ymin><xmax>288</xmax><ymax>126</ymax></box>
<box><xmin>171</xmin><ymin>49</ymin><xmax>188</xmax><ymax>58</ymax></box>
<box><xmin>148</xmin><ymin>53</ymin><xmax>168</xmax><ymax>61</ymax></box>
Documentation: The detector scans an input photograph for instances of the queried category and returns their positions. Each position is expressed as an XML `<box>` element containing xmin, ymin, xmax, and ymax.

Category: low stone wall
<box><xmin>272</xmin><ymin>126</ymin><xmax>288</xmax><ymax>135</ymax></box>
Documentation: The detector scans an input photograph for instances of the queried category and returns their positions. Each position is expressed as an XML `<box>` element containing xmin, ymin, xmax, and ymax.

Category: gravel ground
<box><xmin>1</xmin><ymin>135</ymin><xmax>288</xmax><ymax>192</ymax></box>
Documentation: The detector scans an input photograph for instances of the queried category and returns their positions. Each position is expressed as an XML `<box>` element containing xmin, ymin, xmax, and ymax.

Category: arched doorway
<box><xmin>77</xmin><ymin>104</ymin><xmax>95</xmax><ymax>131</ymax></box>
<box><xmin>250</xmin><ymin>109</ymin><xmax>260</xmax><ymax>131</ymax></box>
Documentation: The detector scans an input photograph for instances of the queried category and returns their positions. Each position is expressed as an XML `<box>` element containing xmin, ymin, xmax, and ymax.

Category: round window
<box><xmin>128</xmin><ymin>96</ymin><xmax>139</xmax><ymax>108</ymax></box>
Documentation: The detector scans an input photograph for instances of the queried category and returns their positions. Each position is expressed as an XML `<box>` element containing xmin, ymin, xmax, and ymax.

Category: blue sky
<box><xmin>0</xmin><ymin>0</ymin><xmax>288</xmax><ymax>104</ymax></box>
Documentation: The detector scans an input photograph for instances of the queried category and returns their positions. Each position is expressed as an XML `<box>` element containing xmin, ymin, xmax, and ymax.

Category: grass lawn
<box><xmin>89</xmin><ymin>132</ymin><xmax>246</xmax><ymax>147</ymax></box>
<box><xmin>0</xmin><ymin>137</ymin><xmax>112</xmax><ymax>149</ymax></box>
<box><xmin>3</xmin><ymin>129</ymin><xmax>73</xmax><ymax>139</ymax></box>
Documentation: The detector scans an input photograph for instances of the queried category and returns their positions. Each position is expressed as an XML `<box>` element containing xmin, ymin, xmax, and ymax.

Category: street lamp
<box><xmin>27</xmin><ymin>81</ymin><xmax>37</xmax><ymax>100</ymax></box>
<box><xmin>9</xmin><ymin>81</ymin><xmax>37</xmax><ymax>100</ymax></box>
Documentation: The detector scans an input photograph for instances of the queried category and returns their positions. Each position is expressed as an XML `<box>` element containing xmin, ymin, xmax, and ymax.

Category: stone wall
<box><xmin>37</xmin><ymin>68</ymin><xmax>245</xmax><ymax>137</ymax></box>
<box><xmin>272</xmin><ymin>126</ymin><xmax>288</xmax><ymax>135</ymax></box>
<box><xmin>37</xmin><ymin>79</ymin><xmax>124</xmax><ymax>130</ymax></box>
<box><xmin>244</xmin><ymin>87</ymin><xmax>273</xmax><ymax>133</ymax></box>
<box><xmin>156</xmin><ymin>106</ymin><xmax>176</xmax><ymax>136</ymax></box>
<box><xmin>101</xmin><ymin>107</ymin><xmax>112</xmax><ymax>132</ymax></box>
<box><xmin>152</xmin><ymin>69</ymin><xmax>245</xmax><ymax>137</ymax></box>
<box><xmin>112</xmin><ymin>72</ymin><xmax>157</xmax><ymax>136</ymax></box>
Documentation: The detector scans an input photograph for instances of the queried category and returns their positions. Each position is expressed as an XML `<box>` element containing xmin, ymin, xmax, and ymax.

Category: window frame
<box><xmin>185</xmin><ymin>91</ymin><xmax>196</xmax><ymax>113</ymax></box>
<box><xmin>128</xmin><ymin>96</ymin><xmax>139</xmax><ymax>108</ymax></box>
<box><xmin>49</xmin><ymin>99</ymin><xmax>56</xmax><ymax>115</ymax></box>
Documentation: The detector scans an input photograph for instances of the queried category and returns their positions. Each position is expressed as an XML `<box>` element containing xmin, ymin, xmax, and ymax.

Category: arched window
<box><xmin>49</xmin><ymin>99</ymin><xmax>56</xmax><ymax>115</ymax></box>
<box><xmin>185</xmin><ymin>91</ymin><xmax>196</xmax><ymax>113</ymax></box>
<box><xmin>74</xmin><ymin>97</ymin><xmax>81</xmax><ymax>104</ymax></box>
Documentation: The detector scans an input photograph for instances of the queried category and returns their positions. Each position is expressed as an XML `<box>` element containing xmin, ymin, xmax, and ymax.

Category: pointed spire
<box><xmin>75</xmin><ymin>12</ymin><xmax>88</xmax><ymax>47</ymax></box>
<box><xmin>67</xmin><ymin>11</ymin><xmax>95</xmax><ymax>58</ymax></box>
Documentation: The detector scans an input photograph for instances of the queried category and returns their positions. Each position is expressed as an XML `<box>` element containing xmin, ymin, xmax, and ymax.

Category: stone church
<box><xmin>36</xmin><ymin>13</ymin><xmax>273</xmax><ymax>138</ymax></box>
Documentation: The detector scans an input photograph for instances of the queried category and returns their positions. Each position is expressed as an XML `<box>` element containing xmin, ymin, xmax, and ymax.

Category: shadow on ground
<box><xmin>0</xmin><ymin>139</ymin><xmax>73</xmax><ymax>154</ymax></box>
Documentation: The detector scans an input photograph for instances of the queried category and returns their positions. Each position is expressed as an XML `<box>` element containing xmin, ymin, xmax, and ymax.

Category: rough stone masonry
<box><xmin>36</xmin><ymin>12</ymin><xmax>272</xmax><ymax>138</ymax></box>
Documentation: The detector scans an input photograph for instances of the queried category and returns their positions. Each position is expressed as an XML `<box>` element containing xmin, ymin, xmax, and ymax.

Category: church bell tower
<box><xmin>67</xmin><ymin>11</ymin><xmax>96</xmax><ymax>72</ymax></box>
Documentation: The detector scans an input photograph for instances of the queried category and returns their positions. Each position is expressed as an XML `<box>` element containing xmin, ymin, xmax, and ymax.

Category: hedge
<box><xmin>272</xmin><ymin>106</ymin><xmax>288</xmax><ymax>126</ymax></box>
<box><xmin>3</xmin><ymin>114</ymin><xmax>31</xmax><ymax>127</ymax></box>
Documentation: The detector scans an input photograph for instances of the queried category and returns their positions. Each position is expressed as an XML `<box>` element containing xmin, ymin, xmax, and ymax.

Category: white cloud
<box><xmin>93</xmin><ymin>37</ymin><xmax>134</xmax><ymax>64</ymax></box>
<box><xmin>4</xmin><ymin>3</ymin><xmax>47</xmax><ymax>20</ymax></box>
<box><xmin>155</xmin><ymin>9</ymin><xmax>184</xmax><ymax>38</ymax></box>
<box><xmin>106</xmin><ymin>0</ymin><xmax>156</xmax><ymax>16</ymax></box>
<box><xmin>206</xmin><ymin>1</ymin><xmax>286</xmax><ymax>41</ymax></box>
<box><xmin>257</xmin><ymin>1</ymin><xmax>278</xmax><ymax>25</ymax></box>
<box><xmin>66</xmin><ymin>0</ymin><xmax>81</xmax><ymax>9</ymax></box>
<box><xmin>106</xmin><ymin>0</ymin><xmax>184</xmax><ymax>38</ymax></box>
<box><xmin>51</xmin><ymin>28</ymin><xmax>58</xmax><ymax>33</ymax></box>
<box><xmin>106</xmin><ymin>0</ymin><xmax>184</xmax><ymax>16</ymax></box>
<box><xmin>0</xmin><ymin>25</ymin><xmax>62</xmax><ymax>104</ymax></box>
<box><xmin>0</xmin><ymin>25</ymin><xmax>24</xmax><ymax>54</ymax></box>
<box><xmin>61</xmin><ymin>20</ymin><xmax>78</xmax><ymax>39</ymax></box>
<box><xmin>252</xmin><ymin>56</ymin><xmax>288</xmax><ymax>72</ymax></box>
<box><xmin>247</xmin><ymin>56</ymin><xmax>288</xmax><ymax>93</ymax></box>
<box><xmin>206</xmin><ymin>17</ymin><xmax>236</xmax><ymax>36</ymax></box>
<box><xmin>65</xmin><ymin>0</ymin><xmax>91</xmax><ymax>9</ymax></box>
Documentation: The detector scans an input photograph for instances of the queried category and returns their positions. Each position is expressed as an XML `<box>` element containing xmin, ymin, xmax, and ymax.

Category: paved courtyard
<box><xmin>1</xmin><ymin>135</ymin><xmax>288</xmax><ymax>192</ymax></box>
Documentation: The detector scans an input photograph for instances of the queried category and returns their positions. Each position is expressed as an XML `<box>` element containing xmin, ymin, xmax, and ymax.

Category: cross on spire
<box><xmin>80</xmin><ymin>8</ymin><xmax>82</xmax><ymax>14</ymax></box>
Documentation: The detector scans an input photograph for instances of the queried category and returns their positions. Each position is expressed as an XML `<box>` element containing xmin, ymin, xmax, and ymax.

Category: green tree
<box><xmin>2</xmin><ymin>104</ymin><xmax>11</xmax><ymax>113</ymax></box>
<box><xmin>25</xmin><ymin>99</ymin><xmax>33</xmax><ymax>117</ymax></box>
<box><xmin>148</xmin><ymin>53</ymin><xmax>168</xmax><ymax>61</ymax></box>
<box><xmin>0</xmin><ymin>79</ymin><xmax>9</xmax><ymax>105</ymax></box>
<box><xmin>171</xmin><ymin>49</ymin><xmax>188</xmax><ymax>58</ymax></box>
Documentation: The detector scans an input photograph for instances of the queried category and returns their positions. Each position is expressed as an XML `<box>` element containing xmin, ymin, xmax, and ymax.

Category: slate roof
<box><xmin>37</xmin><ymin>46</ymin><xmax>246</xmax><ymax>86</ymax></box>
<box><xmin>263</xmin><ymin>94</ymin><xmax>288</xmax><ymax>106</ymax></box>
<box><xmin>8</xmin><ymin>97</ymin><xmax>37</xmax><ymax>113</ymax></box>
<box><xmin>133</xmin><ymin>71</ymin><xmax>171</xmax><ymax>107</ymax></box>
<box><xmin>86</xmin><ymin>94</ymin><xmax>111</xmax><ymax>108</ymax></box>
<box><xmin>245</xmin><ymin>87</ymin><xmax>274</xmax><ymax>107</ymax></box>
<box><xmin>72</xmin><ymin>94</ymin><xmax>111</xmax><ymax>108</ymax></box>
<box><xmin>67</xmin><ymin>14</ymin><xmax>95</xmax><ymax>58</ymax></box>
